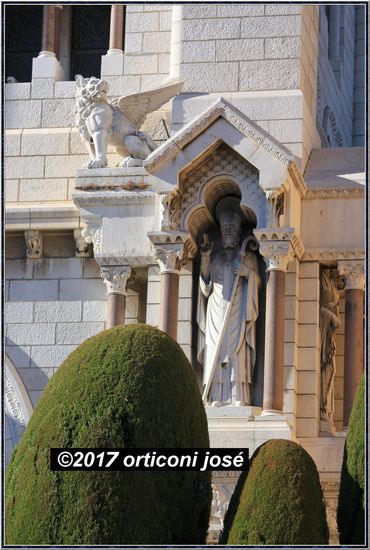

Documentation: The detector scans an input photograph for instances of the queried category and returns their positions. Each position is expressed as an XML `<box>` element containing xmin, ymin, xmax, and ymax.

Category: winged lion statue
<box><xmin>74</xmin><ymin>75</ymin><xmax>183</xmax><ymax>169</ymax></box>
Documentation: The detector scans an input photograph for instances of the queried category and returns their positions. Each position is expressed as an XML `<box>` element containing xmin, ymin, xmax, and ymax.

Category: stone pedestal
<box><xmin>73</xmin><ymin>167</ymin><xmax>156</xmax><ymax>268</ymax></box>
<box><xmin>33</xmin><ymin>6</ymin><xmax>64</xmax><ymax>80</ymax></box>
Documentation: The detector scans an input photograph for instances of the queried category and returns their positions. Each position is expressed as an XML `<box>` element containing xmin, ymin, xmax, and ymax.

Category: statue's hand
<box><xmin>200</xmin><ymin>234</ymin><xmax>213</xmax><ymax>257</ymax></box>
<box><xmin>234</xmin><ymin>262</ymin><xmax>250</xmax><ymax>277</ymax></box>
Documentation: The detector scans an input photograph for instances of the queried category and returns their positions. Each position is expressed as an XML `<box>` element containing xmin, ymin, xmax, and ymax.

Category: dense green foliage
<box><xmin>222</xmin><ymin>439</ymin><xmax>329</xmax><ymax>545</ymax></box>
<box><xmin>6</xmin><ymin>324</ymin><xmax>211</xmax><ymax>545</ymax></box>
<box><xmin>337</xmin><ymin>374</ymin><xmax>365</xmax><ymax>544</ymax></box>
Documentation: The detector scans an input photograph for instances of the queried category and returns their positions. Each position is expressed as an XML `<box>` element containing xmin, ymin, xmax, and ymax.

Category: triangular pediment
<box><xmin>144</xmin><ymin>98</ymin><xmax>299</xmax><ymax>191</ymax></box>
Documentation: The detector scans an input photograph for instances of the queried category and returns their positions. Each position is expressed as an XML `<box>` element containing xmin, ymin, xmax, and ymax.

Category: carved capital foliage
<box><xmin>81</xmin><ymin>219</ymin><xmax>102</xmax><ymax>254</ymax></box>
<box><xmin>73</xmin><ymin>229</ymin><xmax>91</xmax><ymax>257</ymax></box>
<box><xmin>338</xmin><ymin>261</ymin><xmax>365</xmax><ymax>291</ymax></box>
<box><xmin>154</xmin><ymin>246</ymin><xmax>186</xmax><ymax>274</ymax></box>
<box><xmin>25</xmin><ymin>230</ymin><xmax>43</xmax><ymax>259</ymax></box>
<box><xmin>258</xmin><ymin>240</ymin><xmax>294</xmax><ymax>272</ymax></box>
<box><xmin>101</xmin><ymin>266</ymin><xmax>132</xmax><ymax>295</ymax></box>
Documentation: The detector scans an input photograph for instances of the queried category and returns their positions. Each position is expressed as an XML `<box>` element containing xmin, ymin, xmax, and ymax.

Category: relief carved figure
<box><xmin>320</xmin><ymin>269</ymin><xmax>341</xmax><ymax>421</ymax></box>
<box><xmin>74</xmin><ymin>75</ymin><xmax>183</xmax><ymax>169</ymax></box>
<box><xmin>197</xmin><ymin>198</ymin><xmax>261</xmax><ymax>406</ymax></box>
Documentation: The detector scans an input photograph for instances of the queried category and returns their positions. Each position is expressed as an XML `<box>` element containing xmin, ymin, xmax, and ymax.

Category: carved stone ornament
<box><xmin>25</xmin><ymin>230</ymin><xmax>42</xmax><ymax>259</ymax></box>
<box><xmin>5</xmin><ymin>375</ymin><xmax>26</xmax><ymax>438</ymax></box>
<box><xmin>265</xmin><ymin>187</ymin><xmax>285</xmax><ymax>227</ymax></box>
<box><xmin>154</xmin><ymin>246</ymin><xmax>186</xmax><ymax>274</ymax></box>
<box><xmin>338</xmin><ymin>261</ymin><xmax>365</xmax><ymax>291</ymax></box>
<box><xmin>81</xmin><ymin>221</ymin><xmax>102</xmax><ymax>254</ymax></box>
<box><xmin>101</xmin><ymin>267</ymin><xmax>132</xmax><ymax>295</ymax></box>
<box><xmin>320</xmin><ymin>269</ymin><xmax>341</xmax><ymax>422</ymax></box>
<box><xmin>160</xmin><ymin>191</ymin><xmax>180</xmax><ymax>231</ymax></box>
<box><xmin>74</xmin><ymin>75</ymin><xmax>183</xmax><ymax>169</ymax></box>
<box><xmin>258</xmin><ymin>240</ymin><xmax>294</xmax><ymax>272</ymax></box>
<box><xmin>73</xmin><ymin>229</ymin><xmax>91</xmax><ymax>257</ymax></box>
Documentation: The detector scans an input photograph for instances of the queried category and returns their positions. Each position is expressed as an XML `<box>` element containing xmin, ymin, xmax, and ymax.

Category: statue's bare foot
<box><xmin>86</xmin><ymin>159</ymin><xmax>107</xmax><ymax>169</ymax></box>
<box><xmin>120</xmin><ymin>157</ymin><xmax>144</xmax><ymax>168</ymax></box>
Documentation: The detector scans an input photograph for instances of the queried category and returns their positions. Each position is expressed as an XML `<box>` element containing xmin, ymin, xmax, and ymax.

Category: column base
<box><xmin>32</xmin><ymin>52</ymin><xmax>64</xmax><ymax>80</ymax></box>
<box><xmin>101</xmin><ymin>50</ymin><xmax>124</xmax><ymax>76</ymax></box>
<box><xmin>261</xmin><ymin>408</ymin><xmax>283</xmax><ymax>416</ymax></box>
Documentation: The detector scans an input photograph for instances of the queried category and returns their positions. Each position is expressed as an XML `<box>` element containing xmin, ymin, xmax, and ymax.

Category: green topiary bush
<box><xmin>222</xmin><ymin>439</ymin><xmax>329</xmax><ymax>545</ymax></box>
<box><xmin>6</xmin><ymin>324</ymin><xmax>212</xmax><ymax>545</ymax></box>
<box><xmin>337</xmin><ymin>374</ymin><xmax>365</xmax><ymax>544</ymax></box>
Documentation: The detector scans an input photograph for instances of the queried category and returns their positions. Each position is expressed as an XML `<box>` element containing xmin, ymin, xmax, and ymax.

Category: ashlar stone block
<box><xmin>7</xmin><ymin>323</ymin><xmax>55</xmax><ymax>346</ymax></box>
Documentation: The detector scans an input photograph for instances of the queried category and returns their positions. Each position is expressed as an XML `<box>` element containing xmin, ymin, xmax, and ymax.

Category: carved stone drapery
<box><xmin>320</xmin><ymin>269</ymin><xmax>341</xmax><ymax>426</ymax></box>
<box><xmin>25</xmin><ymin>230</ymin><xmax>43</xmax><ymax>259</ymax></box>
<box><xmin>338</xmin><ymin>260</ymin><xmax>365</xmax><ymax>426</ymax></box>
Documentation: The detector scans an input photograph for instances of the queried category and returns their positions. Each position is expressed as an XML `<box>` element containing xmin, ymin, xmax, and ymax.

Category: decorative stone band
<box><xmin>25</xmin><ymin>230</ymin><xmax>43</xmax><ymax>259</ymax></box>
<box><xmin>338</xmin><ymin>261</ymin><xmax>365</xmax><ymax>291</ymax></box>
<box><xmin>101</xmin><ymin>267</ymin><xmax>132</xmax><ymax>295</ymax></box>
<box><xmin>154</xmin><ymin>246</ymin><xmax>185</xmax><ymax>275</ymax></box>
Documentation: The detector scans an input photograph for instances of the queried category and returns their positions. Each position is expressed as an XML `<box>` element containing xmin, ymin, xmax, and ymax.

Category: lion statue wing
<box><xmin>111</xmin><ymin>78</ymin><xmax>183</xmax><ymax>128</ymax></box>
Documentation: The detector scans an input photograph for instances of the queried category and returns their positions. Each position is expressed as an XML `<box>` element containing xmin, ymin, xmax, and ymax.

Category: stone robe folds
<box><xmin>197</xmin><ymin>250</ymin><xmax>260</xmax><ymax>405</ymax></box>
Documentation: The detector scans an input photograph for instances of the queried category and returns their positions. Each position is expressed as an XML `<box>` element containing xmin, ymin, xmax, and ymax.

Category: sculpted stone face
<box><xmin>220</xmin><ymin>223</ymin><xmax>241</xmax><ymax>249</ymax></box>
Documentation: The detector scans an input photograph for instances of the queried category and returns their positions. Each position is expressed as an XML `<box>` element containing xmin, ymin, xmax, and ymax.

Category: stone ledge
<box><xmin>75</xmin><ymin>167</ymin><xmax>150</xmax><ymax>190</ymax></box>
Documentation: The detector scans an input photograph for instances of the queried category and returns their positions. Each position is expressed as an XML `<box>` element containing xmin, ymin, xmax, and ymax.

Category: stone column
<box><xmin>41</xmin><ymin>5</ymin><xmax>62</xmax><ymax>55</ymax></box>
<box><xmin>154</xmin><ymin>247</ymin><xmax>184</xmax><ymax>340</ymax></box>
<box><xmin>259</xmin><ymin>240</ymin><xmax>294</xmax><ymax>414</ymax></box>
<box><xmin>101</xmin><ymin>267</ymin><xmax>132</xmax><ymax>329</ymax></box>
<box><xmin>338</xmin><ymin>261</ymin><xmax>365</xmax><ymax>426</ymax></box>
<box><xmin>109</xmin><ymin>5</ymin><xmax>124</xmax><ymax>51</ymax></box>
<box><xmin>101</xmin><ymin>5</ymin><xmax>125</xmax><ymax>76</ymax></box>
<box><xmin>328</xmin><ymin>6</ymin><xmax>341</xmax><ymax>60</ymax></box>
<box><xmin>33</xmin><ymin>5</ymin><xmax>64</xmax><ymax>79</ymax></box>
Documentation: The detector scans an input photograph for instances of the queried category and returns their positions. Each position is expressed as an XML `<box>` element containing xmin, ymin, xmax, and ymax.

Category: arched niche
<box><xmin>5</xmin><ymin>355</ymin><xmax>33</xmax><ymax>466</ymax></box>
<box><xmin>176</xmin><ymin>143</ymin><xmax>266</xmax><ymax>406</ymax></box>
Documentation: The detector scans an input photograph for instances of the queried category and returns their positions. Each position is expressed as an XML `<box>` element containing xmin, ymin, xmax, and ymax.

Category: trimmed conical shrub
<box><xmin>337</xmin><ymin>374</ymin><xmax>365</xmax><ymax>544</ymax></box>
<box><xmin>6</xmin><ymin>324</ymin><xmax>211</xmax><ymax>545</ymax></box>
<box><xmin>222</xmin><ymin>439</ymin><xmax>329</xmax><ymax>545</ymax></box>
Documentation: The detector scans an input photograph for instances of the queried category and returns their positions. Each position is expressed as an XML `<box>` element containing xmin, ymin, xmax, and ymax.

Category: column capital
<box><xmin>25</xmin><ymin>230</ymin><xmax>43</xmax><ymax>259</ymax></box>
<box><xmin>258</xmin><ymin>239</ymin><xmax>294</xmax><ymax>272</ymax></box>
<box><xmin>338</xmin><ymin>261</ymin><xmax>365</xmax><ymax>291</ymax></box>
<box><xmin>154</xmin><ymin>246</ymin><xmax>185</xmax><ymax>274</ymax></box>
<box><xmin>101</xmin><ymin>266</ymin><xmax>132</xmax><ymax>295</ymax></box>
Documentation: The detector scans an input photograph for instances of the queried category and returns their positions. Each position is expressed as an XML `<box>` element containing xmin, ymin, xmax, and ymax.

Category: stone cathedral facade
<box><xmin>4</xmin><ymin>3</ymin><xmax>365</xmax><ymax>543</ymax></box>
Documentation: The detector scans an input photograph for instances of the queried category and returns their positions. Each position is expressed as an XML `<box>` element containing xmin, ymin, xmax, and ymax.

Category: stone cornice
<box><xmin>144</xmin><ymin>98</ymin><xmax>294</xmax><ymax>174</ymax></box>
<box><xmin>304</xmin><ymin>188</ymin><xmax>365</xmax><ymax>199</ymax></box>
<box><xmin>288</xmin><ymin>162</ymin><xmax>307</xmax><ymax>198</ymax></box>
<box><xmin>73</xmin><ymin>191</ymin><xmax>156</xmax><ymax>207</ymax></box>
<box><xmin>303</xmin><ymin>248</ymin><xmax>364</xmax><ymax>261</ymax></box>
<box><xmin>5</xmin><ymin>203</ymin><xmax>80</xmax><ymax>231</ymax></box>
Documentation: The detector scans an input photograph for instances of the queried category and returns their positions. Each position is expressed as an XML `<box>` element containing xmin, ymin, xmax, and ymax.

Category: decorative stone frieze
<box><xmin>305</xmin><ymin>188</ymin><xmax>364</xmax><ymax>199</ymax></box>
<box><xmin>338</xmin><ymin>261</ymin><xmax>365</xmax><ymax>290</ymax></box>
<box><xmin>73</xmin><ymin>229</ymin><xmax>91</xmax><ymax>257</ymax></box>
<box><xmin>25</xmin><ymin>230</ymin><xmax>43</xmax><ymax>259</ymax></box>
<box><xmin>101</xmin><ymin>267</ymin><xmax>132</xmax><ymax>295</ymax></box>
<box><xmin>303</xmin><ymin>248</ymin><xmax>364</xmax><ymax>261</ymax></box>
